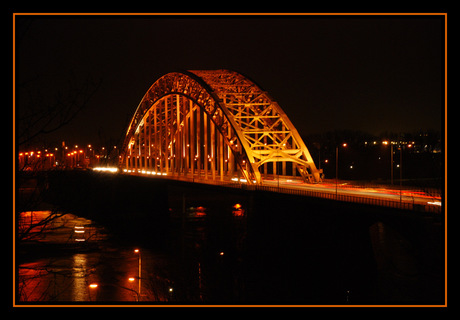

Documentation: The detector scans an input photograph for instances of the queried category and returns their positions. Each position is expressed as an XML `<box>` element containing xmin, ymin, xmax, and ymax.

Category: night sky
<box><xmin>15</xmin><ymin>14</ymin><xmax>446</xmax><ymax>147</ymax></box>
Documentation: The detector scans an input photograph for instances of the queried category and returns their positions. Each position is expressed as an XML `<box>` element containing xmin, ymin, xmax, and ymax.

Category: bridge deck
<box><xmin>116</xmin><ymin>169</ymin><xmax>442</xmax><ymax>214</ymax></box>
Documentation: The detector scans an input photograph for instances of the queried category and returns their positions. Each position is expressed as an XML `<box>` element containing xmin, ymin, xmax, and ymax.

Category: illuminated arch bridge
<box><xmin>120</xmin><ymin>70</ymin><xmax>322</xmax><ymax>185</ymax></box>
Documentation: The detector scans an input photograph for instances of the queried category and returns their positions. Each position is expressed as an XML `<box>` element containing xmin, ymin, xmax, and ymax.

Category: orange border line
<box><xmin>13</xmin><ymin>12</ymin><xmax>447</xmax><ymax>16</ymax></box>
<box><xmin>444</xmin><ymin>12</ymin><xmax>448</xmax><ymax>307</ymax></box>
<box><xmin>12</xmin><ymin>12</ymin><xmax>16</xmax><ymax>307</ymax></box>
<box><xmin>12</xmin><ymin>12</ymin><xmax>448</xmax><ymax>308</ymax></box>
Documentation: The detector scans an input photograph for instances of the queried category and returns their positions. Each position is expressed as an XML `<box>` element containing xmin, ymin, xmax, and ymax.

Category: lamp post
<box><xmin>89</xmin><ymin>283</ymin><xmax>98</xmax><ymax>301</ymax></box>
<box><xmin>399</xmin><ymin>146</ymin><xmax>402</xmax><ymax>203</ymax></box>
<box><xmin>398</xmin><ymin>143</ymin><xmax>412</xmax><ymax>204</ymax></box>
<box><xmin>382</xmin><ymin>141</ymin><xmax>393</xmax><ymax>185</ymax></box>
<box><xmin>89</xmin><ymin>281</ymin><xmax>141</xmax><ymax>302</ymax></box>
<box><xmin>134</xmin><ymin>249</ymin><xmax>141</xmax><ymax>300</ymax></box>
<box><xmin>128</xmin><ymin>277</ymin><xmax>141</xmax><ymax>301</ymax></box>
<box><xmin>336</xmin><ymin>146</ymin><xmax>338</xmax><ymax>198</ymax></box>
<box><xmin>336</xmin><ymin>143</ymin><xmax>347</xmax><ymax>198</ymax></box>
<box><xmin>391</xmin><ymin>143</ymin><xmax>394</xmax><ymax>185</ymax></box>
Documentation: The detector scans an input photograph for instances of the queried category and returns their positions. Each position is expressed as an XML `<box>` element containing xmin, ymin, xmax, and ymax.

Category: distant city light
<box><xmin>93</xmin><ymin>167</ymin><xmax>118</xmax><ymax>173</ymax></box>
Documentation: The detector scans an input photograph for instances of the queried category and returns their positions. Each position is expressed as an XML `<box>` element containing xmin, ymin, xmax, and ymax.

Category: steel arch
<box><xmin>120</xmin><ymin>70</ymin><xmax>322</xmax><ymax>184</ymax></box>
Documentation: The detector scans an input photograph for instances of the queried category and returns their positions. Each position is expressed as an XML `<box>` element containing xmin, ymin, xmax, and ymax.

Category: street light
<box><xmin>134</xmin><ymin>249</ymin><xmax>141</xmax><ymax>301</ymax></box>
<box><xmin>336</xmin><ymin>143</ymin><xmax>347</xmax><ymax>198</ymax></box>
<box><xmin>89</xmin><ymin>281</ymin><xmax>142</xmax><ymax>302</ymax></box>
<box><xmin>398</xmin><ymin>143</ymin><xmax>412</xmax><ymax>204</ymax></box>
<box><xmin>382</xmin><ymin>141</ymin><xmax>393</xmax><ymax>185</ymax></box>
<box><xmin>89</xmin><ymin>283</ymin><xmax>98</xmax><ymax>301</ymax></box>
<box><xmin>128</xmin><ymin>277</ymin><xmax>140</xmax><ymax>301</ymax></box>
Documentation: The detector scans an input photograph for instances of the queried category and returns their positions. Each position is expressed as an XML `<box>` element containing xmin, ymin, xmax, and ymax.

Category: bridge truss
<box><xmin>120</xmin><ymin>70</ymin><xmax>322</xmax><ymax>184</ymax></box>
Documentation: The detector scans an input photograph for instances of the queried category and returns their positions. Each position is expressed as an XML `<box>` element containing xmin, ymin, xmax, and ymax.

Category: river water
<box><xmin>17</xmin><ymin>208</ymin><xmax>249</xmax><ymax>303</ymax></box>
<box><xmin>16</xmin><ymin>179</ymin><xmax>445</xmax><ymax>305</ymax></box>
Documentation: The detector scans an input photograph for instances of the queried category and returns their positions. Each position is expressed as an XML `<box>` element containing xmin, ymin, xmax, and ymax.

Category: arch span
<box><xmin>120</xmin><ymin>70</ymin><xmax>322</xmax><ymax>184</ymax></box>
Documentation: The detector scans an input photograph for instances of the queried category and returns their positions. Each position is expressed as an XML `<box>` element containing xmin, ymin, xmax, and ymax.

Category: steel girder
<box><xmin>120</xmin><ymin>69</ymin><xmax>322</xmax><ymax>184</ymax></box>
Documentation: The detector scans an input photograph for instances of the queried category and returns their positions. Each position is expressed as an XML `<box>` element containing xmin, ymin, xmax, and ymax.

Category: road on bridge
<box><xmin>101</xmin><ymin>168</ymin><xmax>442</xmax><ymax>212</ymax></box>
<box><xmin>261</xmin><ymin>178</ymin><xmax>442</xmax><ymax>208</ymax></box>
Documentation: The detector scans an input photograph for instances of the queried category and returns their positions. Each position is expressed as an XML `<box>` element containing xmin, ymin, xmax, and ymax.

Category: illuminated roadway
<box><xmin>99</xmin><ymin>167</ymin><xmax>442</xmax><ymax>211</ymax></box>
<box><xmin>261</xmin><ymin>177</ymin><xmax>442</xmax><ymax>208</ymax></box>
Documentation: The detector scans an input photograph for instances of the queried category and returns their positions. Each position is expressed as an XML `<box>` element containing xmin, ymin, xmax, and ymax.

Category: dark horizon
<box><xmin>15</xmin><ymin>14</ymin><xmax>446</xmax><ymax>148</ymax></box>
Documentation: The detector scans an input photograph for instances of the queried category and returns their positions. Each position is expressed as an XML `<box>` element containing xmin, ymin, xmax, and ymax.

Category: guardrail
<box><xmin>244</xmin><ymin>184</ymin><xmax>442</xmax><ymax>214</ymax></box>
<box><xmin>199</xmin><ymin>179</ymin><xmax>441</xmax><ymax>214</ymax></box>
<box><xmin>119</xmin><ymin>170</ymin><xmax>442</xmax><ymax>214</ymax></box>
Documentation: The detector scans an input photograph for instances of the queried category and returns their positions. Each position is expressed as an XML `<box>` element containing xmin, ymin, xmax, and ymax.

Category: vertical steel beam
<box><xmin>219</xmin><ymin>131</ymin><xmax>224</xmax><ymax>181</ymax></box>
<box><xmin>211</xmin><ymin>118</ymin><xmax>215</xmax><ymax>181</ymax></box>
<box><xmin>228</xmin><ymin>125</ymin><xmax>234</xmax><ymax>177</ymax></box>
<box><xmin>185</xmin><ymin>99</ymin><xmax>190</xmax><ymax>176</ymax></box>
<box><xmin>148</xmin><ymin>111</ymin><xmax>151</xmax><ymax>170</ymax></box>
<box><xmin>190</xmin><ymin>101</ymin><xmax>195</xmax><ymax>177</ymax></box>
<box><xmin>181</xmin><ymin>95</ymin><xmax>186</xmax><ymax>175</ymax></box>
<box><xmin>204</xmin><ymin>111</ymin><xmax>208</xmax><ymax>179</ymax></box>
<box><xmin>154</xmin><ymin>104</ymin><xmax>158</xmax><ymax>173</ymax></box>
<box><xmin>164</xmin><ymin>96</ymin><xmax>169</xmax><ymax>174</ymax></box>
<box><xmin>169</xmin><ymin>96</ymin><xmax>174</xmax><ymax>175</ymax></box>
<box><xmin>176</xmin><ymin>94</ymin><xmax>181</xmax><ymax>175</ymax></box>
<box><xmin>143</xmin><ymin>119</ymin><xmax>147</xmax><ymax>170</ymax></box>
<box><xmin>163</xmin><ymin>99</ymin><xmax>167</xmax><ymax>174</ymax></box>
<box><xmin>196</xmin><ymin>105</ymin><xmax>201</xmax><ymax>179</ymax></box>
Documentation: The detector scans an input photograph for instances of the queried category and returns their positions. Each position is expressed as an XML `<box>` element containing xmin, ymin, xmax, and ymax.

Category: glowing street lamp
<box><xmin>382</xmin><ymin>141</ymin><xmax>394</xmax><ymax>185</ymax></box>
<box><xmin>89</xmin><ymin>283</ymin><xmax>98</xmax><ymax>301</ymax></box>
<box><xmin>336</xmin><ymin>143</ymin><xmax>347</xmax><ymax>198</ymax></box>
<box><xmin>134</xmin><ymin>249</ymin><xmax>141</xmax><ymax>301</ymax></box>
<box><xmin>398</xmin><ymin>143</ymin><xmax>412</xmax><ymax>203</ymax></box>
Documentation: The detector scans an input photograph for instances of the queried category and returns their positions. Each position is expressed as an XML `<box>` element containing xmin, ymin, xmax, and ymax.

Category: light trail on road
<box><xmin>119</xmin><ymin>169</ymin><xmax>442</xmax><ymax>212</ymax></box>
<box><xmin>262</xmin><ymin>178</ymin><xmax>441</xmax><ymax>207</ymax></box>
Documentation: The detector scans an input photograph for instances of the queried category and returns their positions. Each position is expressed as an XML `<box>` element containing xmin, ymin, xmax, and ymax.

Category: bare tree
<box><xmin>15</xmin><ymin>18</ymin><xmax>102</xmax><ymax>147</ymax></box>
<box><xmin>17</xmin><ymin>73</ymin><xmax>101</xmax><ymax>147</ymax></box>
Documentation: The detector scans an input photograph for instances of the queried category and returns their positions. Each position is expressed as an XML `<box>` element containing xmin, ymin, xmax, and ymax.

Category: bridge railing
<box><xmin>184</xmin><ymin>176</ymin><xmax>442</xmax><ymax>214</ymax></box>
<box><xmin>321</xmin><ymin>179</ymin><xmax>442</xmax><ymax>199</ymax></box>
<box><xmin>120</xmin><ymin>170</ymin><xmax>442</xmax><ymax>214</ymax></box>
<box><xmin>244</xmin><ymin>183</ymin><xmax>442</xmax><ymax>214</ymax></box>
<box><xmin>208</xmin><ymin>180</ymin><xmax>440</xmax><ymax>214</ymax></box>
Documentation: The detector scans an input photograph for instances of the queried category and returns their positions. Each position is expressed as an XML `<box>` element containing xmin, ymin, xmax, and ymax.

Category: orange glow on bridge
<box><xmin>120</xmin><ymin>70</ymin><xmax>322</xmax><ymax>185</ymax></box>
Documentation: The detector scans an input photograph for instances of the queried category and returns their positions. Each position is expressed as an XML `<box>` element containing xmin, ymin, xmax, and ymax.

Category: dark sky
<box><xmin>16</xmin><ymin>14</ymin><xmax>446</xmax><ymax>147</ymax></box>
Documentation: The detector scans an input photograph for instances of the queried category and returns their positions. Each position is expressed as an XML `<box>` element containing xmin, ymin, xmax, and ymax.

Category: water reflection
<box><xmin>18</xmin><ymin>253</ymin><xmax>98</xmax><ymax>301</ymax></box>
<box><xmin>232</xmin><ymin>203</ymin><xmax>245</xmax><ymax>217</ymax></box>
<box><xmin>17</xmin><ymin>198</ymin><xmax>443</xmax><ymax>304</ymax></box>
<box><xmin>18</xmin><ymin>261</ymin><xmax>49</xmax><ymax>301</ymax></box>
<box><xmin>18</xmin><ymin>211</ymin><xmax>107</xmax><ymax>244</ymax></box>
<box><xmin>71</xmin><ymin>254</ymin><xmax>89</xmax><ymax>301</ymax></box>
<box><xmin>18</xmin><ymin>246</ymin><xmax>174</xmax><ymax>302</ymax></box>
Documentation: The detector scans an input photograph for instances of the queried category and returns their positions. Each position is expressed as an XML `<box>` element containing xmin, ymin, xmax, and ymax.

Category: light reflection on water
<box><xmin>18</xmin><ymin>211</ymin><xmax>108</xmax><ymax>243</ymax></box>
<box><xmin>18</xmin><ymin>260</ymin><xmax>49</xmax><ymax>301</ymax></box>
<box><xmin>18</xmin><ymin>247</ymin><xmax>172</xmax><ymax>302</ymax></box>
<box><xmin>17</xmin><ymin>210</ymin><xmax>175</xmax><ymax>302</ymax></box>
<box><xmin>71</xmin><ymin>254</ymin><xmax>89</xmax><ymax>301</ymax></box>
<box><xmin>18</xmin><ymin>253</ymin><xmax>96</xmax><ymax>301</ymax></box>
<box><xmin>17</xmin><ymin>202</ymin><xmax>442</xmax><ymax>304</ymax></box>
